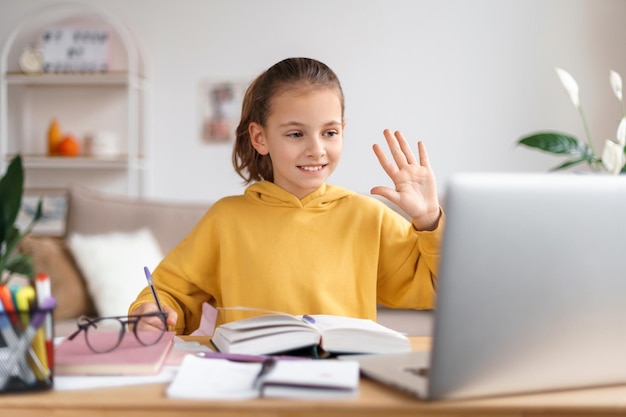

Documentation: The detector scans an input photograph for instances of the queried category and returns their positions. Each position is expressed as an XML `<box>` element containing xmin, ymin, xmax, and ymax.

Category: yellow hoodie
<box><xmin>129</xmin><ymin>181</ymin><xmax>443</xmax><ymax>334</ymax></box>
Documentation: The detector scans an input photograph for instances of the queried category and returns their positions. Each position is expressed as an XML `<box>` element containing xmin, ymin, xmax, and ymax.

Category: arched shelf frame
<box><xmin>0</xmin><ymin>1</ymin><xmax>148</xmax><ymax>196</ymax></box>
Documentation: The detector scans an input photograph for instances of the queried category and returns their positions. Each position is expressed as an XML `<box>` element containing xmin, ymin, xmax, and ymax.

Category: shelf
<box><xmin>0</xmin><ymin>3</ymin><xmax>147</xmax><ymax>197</ymax></box>
<box><xmin>6</xmin><ymin>154</ymin><xmax>139</xmax><ymax>170</ymax></box>
<box><xmin>4</xmin><ymin>72</ymin><xmax>144</xmax><ymax>88</ymax></box>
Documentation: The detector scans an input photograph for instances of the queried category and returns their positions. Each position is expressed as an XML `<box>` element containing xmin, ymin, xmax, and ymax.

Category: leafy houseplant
<box><xmin>517</xmin><ymin>68</ymin><xmax>626</xmax><ymax>174</ymax></box>
<box><xmin>0</xmin><ymin>155</ymin><xmax>42</xmax><ymax>285</ymax></box>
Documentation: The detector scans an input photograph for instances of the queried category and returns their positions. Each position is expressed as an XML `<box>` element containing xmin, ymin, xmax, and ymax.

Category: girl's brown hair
<box><xmin>232</xmin><ymin>57</ymin><xmax>345</xmax><ymax>183</ymax></box>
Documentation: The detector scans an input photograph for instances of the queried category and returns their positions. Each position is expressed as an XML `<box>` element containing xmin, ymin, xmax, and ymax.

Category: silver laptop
<box><xmin>344</xmin><ymin>173</ymin><xmax>626</xmax><ymax>400</ymax></box>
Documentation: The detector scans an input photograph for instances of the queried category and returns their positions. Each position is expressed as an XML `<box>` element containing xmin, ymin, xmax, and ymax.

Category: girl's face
<box><xmin>249</xmin><ymin>87</ymin><xmax>344</xmax><ymax>199</ymax></box>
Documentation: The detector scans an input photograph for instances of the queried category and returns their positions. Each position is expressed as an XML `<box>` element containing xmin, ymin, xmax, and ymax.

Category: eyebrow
<box><xmin>278</xmin><ymin>121</ymin><xmax>342</xmax><ymax>129</ymax></box>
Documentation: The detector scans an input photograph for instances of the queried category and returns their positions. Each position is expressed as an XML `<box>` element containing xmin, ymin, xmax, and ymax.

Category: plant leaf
<box><xmin>0</xmin><ymin>155</ymin><xmax>24</xmax><ymax>245</ymax></box>
<box><xmin>517</xmin><ymin>132</ymin><xmax>591</xmax><ymax>157</ymax></box>
<box><xmin>548</xmin><ymin>158</ymin><xmax>592</xmax><ymax>172</ymax></box>
<box><xmin>5</xmin><ymin>254</ymin><xmax>34</xmax><ymax>277</ymax></box>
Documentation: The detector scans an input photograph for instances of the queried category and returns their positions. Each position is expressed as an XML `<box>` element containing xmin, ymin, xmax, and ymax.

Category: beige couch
<box><xmin>19</xmin><ymin>186</ymin><xmax>432</xmax><ymax>337</ymax></box>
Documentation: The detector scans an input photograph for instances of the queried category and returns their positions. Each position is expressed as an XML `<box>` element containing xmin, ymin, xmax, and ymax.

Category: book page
<box><xmin>310</xmin><ymin>315</ymin><xmax>410</xmax><ymax>354</ymax></box>
<box><xmin>166</xmin><ymin>355</ymin><xmax>261</xmax><ymax>400</ymax></box>
<box><xmin>219</xmin><ymin>313</ymin><xmax>313</xmax><ymax>331</ymax></box>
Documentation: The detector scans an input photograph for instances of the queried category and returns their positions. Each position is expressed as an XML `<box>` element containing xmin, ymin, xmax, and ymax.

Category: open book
<box><xmin>211</xmin><ymin>313</ymin><xmax>411</xmax><ymax>356</ymax></box>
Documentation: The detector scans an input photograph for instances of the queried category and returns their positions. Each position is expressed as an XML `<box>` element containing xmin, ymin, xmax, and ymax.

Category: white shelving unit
<box><xmin>0</xmin><ymin>2</ymin><xmax>147</xmax><ymax>196</ymax></box>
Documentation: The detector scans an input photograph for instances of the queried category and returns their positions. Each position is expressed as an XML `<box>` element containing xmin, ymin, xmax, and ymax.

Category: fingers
<box><xmin>130</xmin><ymin>302</ymin><xmax>159</xmax><ymax>315</ymax></box>
<box><xmin>163</xmin><ymin>306</ymin><xmax>178</xmax><ymax>328</ymax></box>
<box><xmin>382</xmin><ymin>129</ymin><xmax>418</xmax><ymax>167</ymax></box>
<box><xmin>140</xmin><ymin>318</ymin><xmax>166</xmax><ymax>332</ymax></box>
<box><xmin>131</xmin><ymin>302</ymin><xmax>178</xmax><ymax>331</ymax></box>
<box><xmin>417</xmin><ymin>141</ymin><xmax>431</xmax><ymax>169</ymax></box>
<box><xmin>372</xmin><ymin>143</ymin><xmax>396</xmax><ymax>178</ymax></box>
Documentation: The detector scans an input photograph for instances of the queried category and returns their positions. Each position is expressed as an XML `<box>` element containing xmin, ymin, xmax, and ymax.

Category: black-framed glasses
<box><xmin>67</xmin><ymin>312</ymin><xmax>169</xmax><ymax>353</ymax></box>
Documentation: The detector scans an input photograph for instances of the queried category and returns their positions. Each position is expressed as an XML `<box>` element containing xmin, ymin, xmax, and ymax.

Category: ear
<box><xmin>248</xmin><ymin>122</ymin><xmax>269</xmax><ymax>155</ymax></box>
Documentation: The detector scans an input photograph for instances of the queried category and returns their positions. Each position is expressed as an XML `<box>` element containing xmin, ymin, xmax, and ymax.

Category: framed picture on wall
<box><xmin>197</xmin><ymin>79</ymin><xmax>249</xmax><ymax>143</ymax></box>
<box><xmin>17</xmin><ymin>188</ymin><xmax>68</xmax><ymax>237</ymax></box>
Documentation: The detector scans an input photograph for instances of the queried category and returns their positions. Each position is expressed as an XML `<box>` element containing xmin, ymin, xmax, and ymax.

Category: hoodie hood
<box><xmin>245</xmin><ymin>181</ymin><xmax>355</xmax><ymax>209</ymax></box>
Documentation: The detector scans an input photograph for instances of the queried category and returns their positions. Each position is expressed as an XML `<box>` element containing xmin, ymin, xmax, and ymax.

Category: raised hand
<box><xmin>371</xmin><ymin>129</ymin><xmax>441</xmax><ymax>231</ymax></box>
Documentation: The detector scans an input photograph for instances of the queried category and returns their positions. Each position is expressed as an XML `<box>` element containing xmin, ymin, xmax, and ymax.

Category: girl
<box><xmin>129</xmin><ymin>57</ymin><xmax>443</xmax><ymax>334</ymax></box>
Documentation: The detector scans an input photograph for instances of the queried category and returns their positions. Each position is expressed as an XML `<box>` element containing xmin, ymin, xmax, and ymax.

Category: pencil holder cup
<box><xmin>0</xmin><ymin>307</ymin><xmax>55</xmax><ymax>393</ymax></box>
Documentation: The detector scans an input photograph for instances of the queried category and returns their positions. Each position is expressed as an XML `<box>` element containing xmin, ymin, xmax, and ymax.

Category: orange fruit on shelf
<box><xmin>57</xmin><ymin>134</ymin><xmax>80</xmax><ymax>156</ymax></box>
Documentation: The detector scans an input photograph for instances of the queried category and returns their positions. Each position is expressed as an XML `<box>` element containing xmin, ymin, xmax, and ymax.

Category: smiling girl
<box><xmin>130</xmin><ymin>57</ymin><xmax>444</xmax><ymax>334</ymax></box>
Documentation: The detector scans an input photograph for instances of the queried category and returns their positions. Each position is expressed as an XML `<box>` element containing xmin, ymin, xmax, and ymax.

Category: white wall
<box><xmin>2</xmin><ymin>0</ymin><xmax>626</xmax><ymax>203</ymax></box>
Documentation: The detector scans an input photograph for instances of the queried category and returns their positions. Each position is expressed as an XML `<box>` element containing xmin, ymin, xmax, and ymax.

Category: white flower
<box><xmin>555</xmin><ymin>67</ymin><xmax>580</xmax><ymax>108</ymax></box>
<box><xmin>601</xmin><ymin>139</ymin><xmax>625</xmax><ymax>175</ymax></box>
<box><xmin>617</xmin><ymin>117</ymin><xmax>626</xmax><ymax>147</ymax></box>
<box><xmin>610</xmin><ymin>70</ymin><xmax>623</xmax><ymax>101</ymax></box>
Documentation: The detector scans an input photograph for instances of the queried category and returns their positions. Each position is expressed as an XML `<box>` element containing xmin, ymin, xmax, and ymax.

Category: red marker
<box><xmin>0</xmin><ymin>285</ymin><xmax>18</xmax><ymax>325</ymax></box>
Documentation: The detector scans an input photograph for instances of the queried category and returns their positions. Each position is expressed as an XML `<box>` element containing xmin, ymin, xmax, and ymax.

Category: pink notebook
<box><xmin>54</xmin><ymin>331</ymin><xmax>175</xmax><ymax>376</ymax></box>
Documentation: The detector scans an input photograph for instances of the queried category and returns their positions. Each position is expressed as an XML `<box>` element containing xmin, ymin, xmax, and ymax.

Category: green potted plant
<box><xmin>517</xmin><ymin>68</ymin><xmax>626</xmax><ymax>174</ymax></box>
<box><xmin>0</xmin><ymin>155</ymin><xmax>42</xmax><ymax>285</ymax></box>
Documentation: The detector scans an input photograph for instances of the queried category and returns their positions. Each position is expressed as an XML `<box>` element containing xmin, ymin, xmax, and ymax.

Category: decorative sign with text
<box><xmin>41</xmin><ymin>27</ymin><xmax>111</xmax><ymax>73</ymax></box>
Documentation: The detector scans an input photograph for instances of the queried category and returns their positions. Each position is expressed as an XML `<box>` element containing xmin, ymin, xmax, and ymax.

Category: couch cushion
<box><xmin>19</xmin><ymin>235</ymin><xmax>94</xmax><ymax>321</ymax></box>
<box><xmin>67</xmin><ymin>228</ymin><xmax>164</xmax><ymax>317</ymax></box>
<box><xmin>64</xmin><ymin>186</ymin><xmax>211</xmax><ymax>254</ymax></box>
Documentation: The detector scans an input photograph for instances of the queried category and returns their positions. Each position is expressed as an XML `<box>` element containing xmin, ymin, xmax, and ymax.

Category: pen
<box><xmin>144</xmin><ymin>266</ymin><xmax>163</xmax><ymax>312</ymax></box>
<box><xmin>253</xmin><ymin>358</ymin><xmax>276</xmax><ymax>389</ymax></box>
<box><xmin>302</xmin><ymin>314</ymin><xmax>316</xmax><ymax>324</ymax></box>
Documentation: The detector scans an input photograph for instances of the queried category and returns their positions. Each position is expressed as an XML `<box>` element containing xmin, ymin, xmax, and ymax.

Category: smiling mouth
<box><xmin>298</xmin><ymin>165</ymin><xmax>326</xmax><ymax>172</ymax></box>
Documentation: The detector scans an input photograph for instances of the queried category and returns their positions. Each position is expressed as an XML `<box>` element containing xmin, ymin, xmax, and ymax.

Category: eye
<box><xmin>324</xmin><ymin>130</ymin><xmax>339</xmax><ymax>138</ymax></box>
<box><xmin>287</xmin><ymin>131</ymin><xmax>303</xmax><ymax>138</ymax></box>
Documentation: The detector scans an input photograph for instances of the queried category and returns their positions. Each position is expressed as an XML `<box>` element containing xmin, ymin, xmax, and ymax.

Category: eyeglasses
<box><xmin>67</xmin><ymin>312</ymin><xmax>169</xmax><ymax>353</ymax></box>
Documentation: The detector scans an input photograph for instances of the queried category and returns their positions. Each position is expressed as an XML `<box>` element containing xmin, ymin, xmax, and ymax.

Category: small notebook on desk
<box><xmin>55</xmin><ymin>331</ymin><xmax>175</xmax><ymax>376</ymax></box>
<box><xmin>211</xmin><ymin>313</ymin><xmax>410</xmax><ymax>356</ymax></box>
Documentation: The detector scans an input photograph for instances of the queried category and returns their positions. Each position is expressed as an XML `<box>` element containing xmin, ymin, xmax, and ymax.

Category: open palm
<box><xmin>371</xmin><ymin>129</ymin><xmax>441</xmax><ymax>231</ymax></box>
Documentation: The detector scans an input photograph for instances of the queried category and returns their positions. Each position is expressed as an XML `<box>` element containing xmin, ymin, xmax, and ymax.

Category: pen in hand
<box><xmin>144</xmin><ymin>266</ymin><xmax>164</xmax><ymax>313</ymax></box>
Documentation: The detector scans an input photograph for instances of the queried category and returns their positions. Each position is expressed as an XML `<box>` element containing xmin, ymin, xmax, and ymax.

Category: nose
<box><xmin>307</xmin><ymin>136</ymin><xmax>326</xmax><ymax>159</ymax></box>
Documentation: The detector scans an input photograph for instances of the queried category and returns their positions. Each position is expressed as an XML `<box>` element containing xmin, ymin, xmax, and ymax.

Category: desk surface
<box><xmin>3</xmin><ymin>337</ymin><xmax>626</xmax><ymax>417</ymax></box>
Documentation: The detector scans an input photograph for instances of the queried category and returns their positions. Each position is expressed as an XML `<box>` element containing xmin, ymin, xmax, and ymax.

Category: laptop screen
<box><xmin>428</xmin><ymin>173</ymin><xmax>626</xmax><ymax>399</ymax></box>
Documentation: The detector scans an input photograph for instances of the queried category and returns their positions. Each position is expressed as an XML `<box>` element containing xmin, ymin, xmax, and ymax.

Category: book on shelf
<box><xmin>166</xmin><ymin>354</ymin><xmax>360</xmax><ymax>400</ymax></box>
<box><xmin>54</xmin><ymin>331</ymin><xmax>175</xmax><ymax>376</ymax></box>
<box><xmin>210</xmin><ymin>313</ymin><xmax>411</xmax><ymax>356</ymax></box>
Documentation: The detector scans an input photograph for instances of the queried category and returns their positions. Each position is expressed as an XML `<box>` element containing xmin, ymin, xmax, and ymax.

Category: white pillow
<box><xmin>67</xmin><ymin>228</ymin><xmax>164</xmax><ymax>317</ymax></box>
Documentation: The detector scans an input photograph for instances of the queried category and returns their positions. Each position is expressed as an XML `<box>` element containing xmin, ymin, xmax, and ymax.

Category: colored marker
<box><xmin>35</xmin><ymin>274</ymin><xmax>54</xmax><ymax>370</ymax></box>
<box><xmin>15</xmin><ymin>286</ymin><xmax>49</xmax><ymax>381</ymax></box>
<box><xmin>0</xmin><ymin>297</ymin><xmax>55</xmax><ymax>389</ymax></box>
<box><xmin>0</xmin><ymin>293</ymin><xmax>36</xmax><ymax>388</ymax></box>
<box><xmin>0</xmin><ymin>285</ymin><xmax>18</xmax><ymax>325</ymax></box>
